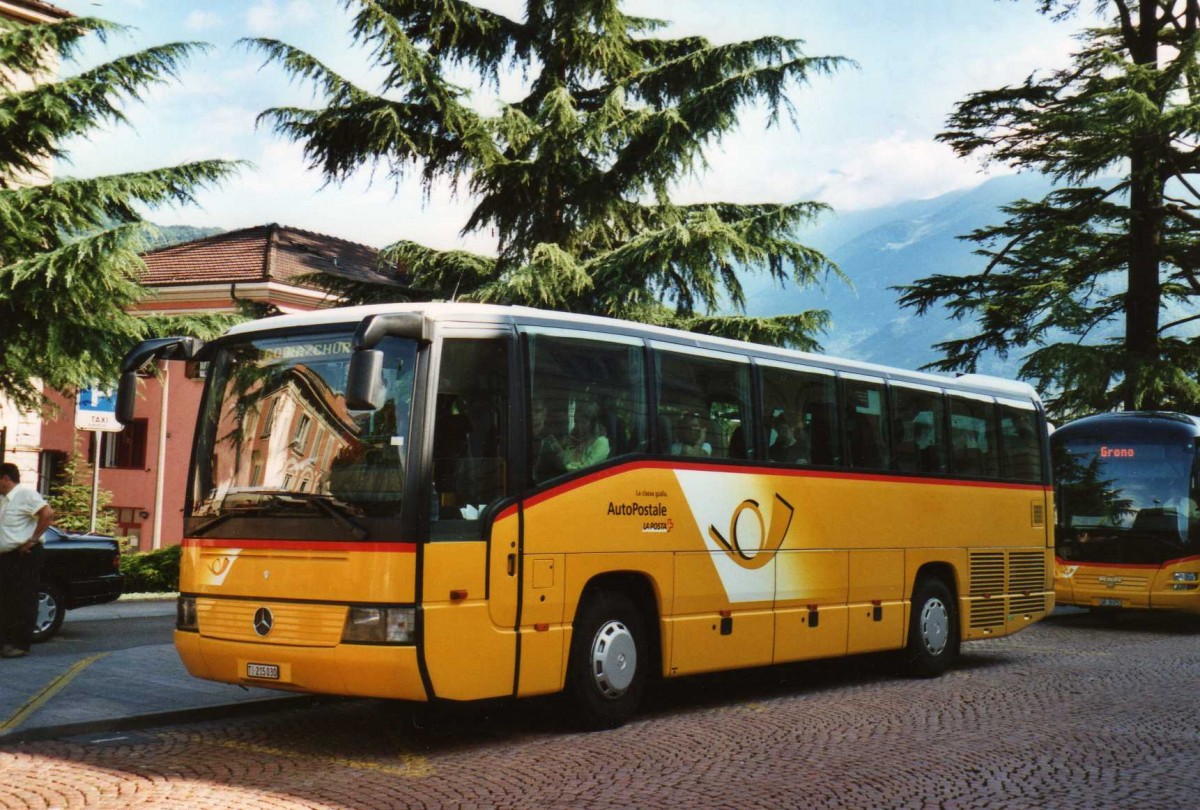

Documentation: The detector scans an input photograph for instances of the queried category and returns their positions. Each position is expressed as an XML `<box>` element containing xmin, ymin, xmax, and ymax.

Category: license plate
<box><xmin>1098</xmin><ymin>598</ymin><xmax>1122</xmax><ymax>607</ymax></box>
<box><xmin>246</xmin><ymin>663</ymin><xmax>280</xmax><ymax>680</ymax></box>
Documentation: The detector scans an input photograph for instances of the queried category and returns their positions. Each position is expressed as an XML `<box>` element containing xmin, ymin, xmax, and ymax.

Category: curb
<box><xmin>0</xmin><ymin>695</ymin><xmax>318</xmax><ymax>746</ymax></box>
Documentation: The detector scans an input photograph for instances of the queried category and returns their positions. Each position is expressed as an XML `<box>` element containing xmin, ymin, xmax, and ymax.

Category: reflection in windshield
<box><xmin>188</xmin><ymin>333</ymin><xmax>416</xmax><ymax>541</ymax></box>
<box><xmin>1055</xmin><ymin>439</ymin><xmax>1200</xmax><ymax>564</ymax></box>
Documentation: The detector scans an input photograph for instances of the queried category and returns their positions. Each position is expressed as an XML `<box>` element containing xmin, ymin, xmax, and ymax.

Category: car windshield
<box><xmin>188</xmin><ymin>330</ymin><xmax>417</xmax><ymax>542</ymax></box>
<box><xmin>1054</xmin><ymin>437</ymin><xmax>1200</xmax><ymax>564</ymax></box>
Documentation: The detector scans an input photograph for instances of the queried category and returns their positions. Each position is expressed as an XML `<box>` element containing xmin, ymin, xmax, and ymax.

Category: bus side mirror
<box><xmin>116</xmin><ymin>371</ymin><xmax>140</xmax><ymax>425</ymax></box>
<box><xmin>345</xmin><ymin>349</ymin><xmax>384</xmax><ymax>411</ymax></box>
<box><xmin>115</xmin><ymin>335</ymin><xmax>205</xmax><ymax>425</ymax></box>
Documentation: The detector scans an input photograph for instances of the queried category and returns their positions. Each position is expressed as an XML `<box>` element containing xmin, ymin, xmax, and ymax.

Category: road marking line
<box><xmin>0</xmin><ymin>652</ymin><xmax>111</xmax><ymax>734</ymax></box>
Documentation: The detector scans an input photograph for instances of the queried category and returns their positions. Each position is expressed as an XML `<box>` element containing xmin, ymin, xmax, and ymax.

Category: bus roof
<box><xmin>223</xmin><ymin>302</ymin><xmax>1042</xmax><ymax>404</ymax></box>
<box><xmin>1054</xmin><ymin>411</ymin><xmax>1200</xmax><ymax>439</ymax></box>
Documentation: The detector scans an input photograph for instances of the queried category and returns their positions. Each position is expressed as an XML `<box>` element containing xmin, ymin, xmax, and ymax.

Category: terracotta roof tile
<box><xmin>140</xmin><ymin>224</ymin><xmax>400</xmax><ymax>290</ymax></box>
<box><xmin>1</xmin><ymin>1</ymin><xmax>73</xmax><ymax>21</ymax></box>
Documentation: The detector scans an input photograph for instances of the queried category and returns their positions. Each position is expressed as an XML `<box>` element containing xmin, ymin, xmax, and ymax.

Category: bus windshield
<box><xmin>1055</xmin><ymin>437</ymin><xmax>1200</xmax><ymax>563</ymax></box>
<box><xmin>188</xmin><ymin>331</ymin><xmax>417</xmax><ymax>542</ymax></box>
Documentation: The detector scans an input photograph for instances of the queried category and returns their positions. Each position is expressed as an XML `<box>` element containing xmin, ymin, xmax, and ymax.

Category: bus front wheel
<box><xmin>565</xmin><ymin>590</ymin><xmax>646</xmax><ymax>730</ymax></box>
<box><xmin>904</xmin><ymin>577</ymin><xmax>959</xmax><ymax>677</ymax></box>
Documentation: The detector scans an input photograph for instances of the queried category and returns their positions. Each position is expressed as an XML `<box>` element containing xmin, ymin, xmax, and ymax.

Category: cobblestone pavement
<box><xmin>1</xmin><ymin>609</ymin><xmax>1198</xmax><ymax>809</ymax></box>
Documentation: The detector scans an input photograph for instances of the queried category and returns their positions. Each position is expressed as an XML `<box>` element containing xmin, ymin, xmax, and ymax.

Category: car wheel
<box><xmin>565</xmin><ymin>590</ymin><xmax>647</xmax><ymax>730</ymax></box>
<box><xmin>33</xmin><ymin>583</ymin><xmax>66</xmax><ymax>643</ymax></box>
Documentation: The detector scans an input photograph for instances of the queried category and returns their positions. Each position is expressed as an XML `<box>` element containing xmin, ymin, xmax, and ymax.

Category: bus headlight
<box><xmin>176</xmin><ymin>596</ymin><xmax>198</xmax><ymax>632</ymax></box>
<box><xmin>342</xmin><ymin>606</ymin><xmax>416</xmax><ymax>644</ymax></box>
<box><xmin>1173</xmin><ymin>573</ymin><xmax>1198</xmax><ymax>582</ymax></box>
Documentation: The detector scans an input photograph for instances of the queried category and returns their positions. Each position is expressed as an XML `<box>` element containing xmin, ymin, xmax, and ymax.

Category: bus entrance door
<box><xmin>420</xmin><ymin>331</ymin><xmax>520</xmax><ymax>701</ymax></box>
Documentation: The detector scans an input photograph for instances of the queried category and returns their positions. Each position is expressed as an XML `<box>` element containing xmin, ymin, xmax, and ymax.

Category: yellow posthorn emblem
<box><xmin>208</xmin><ymin>557</ymin><xmax>232</xmax><ymax>576</ymax></box>
<box><xmin>708</xmin><ymin>493</ymin><xmax>795</xmax><ymax>570</ymax></box>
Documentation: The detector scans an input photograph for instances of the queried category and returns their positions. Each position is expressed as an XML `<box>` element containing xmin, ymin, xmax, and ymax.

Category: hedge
<box><xmin>119</xmin><ymin>544</ymin><xmax>181</xmax><ymax>593</ymax></box>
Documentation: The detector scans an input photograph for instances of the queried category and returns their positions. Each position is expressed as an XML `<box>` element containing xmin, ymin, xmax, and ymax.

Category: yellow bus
<box><xmin>118</xmin><ymin>303</ymin><xmax>1053</xmax><ymax>728</ymax></box>
<box><xmin>1053</xmin><ymin>412</ymin><xmax>1200</xmax><ymax>618</ymax></box>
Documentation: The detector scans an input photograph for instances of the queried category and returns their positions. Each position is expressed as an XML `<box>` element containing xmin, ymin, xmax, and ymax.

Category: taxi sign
<box><xmin>75</xmin><ymin>388</ymin><xmax>124</xmax><ymax>432</ymax></box>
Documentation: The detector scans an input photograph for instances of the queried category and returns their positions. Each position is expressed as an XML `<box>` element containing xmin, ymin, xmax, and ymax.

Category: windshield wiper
<box><xmin>188</xmin><ymin>511</ymin><xmax>240</xmax><ymax>538</ymax></box>
<box><xmin>310</xmin><ymin>497</ymin><xmax>370</xmax><ymax>541</ymax></box>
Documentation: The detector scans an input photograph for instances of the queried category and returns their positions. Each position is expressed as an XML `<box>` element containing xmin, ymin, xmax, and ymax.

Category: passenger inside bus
<box><xmin>769</xmin><ymin>411</ymin><xmax>810</xmax><ymax>464</ymax></box>
<box><xmin>671</xmin><ymin>412</ymin><xmax>711</xmax><ymax>457</ymax></box>
<box><xmin>540</xmin><ymin>397</ymin><xmax>611</xmax><ymax>471</ymax></box>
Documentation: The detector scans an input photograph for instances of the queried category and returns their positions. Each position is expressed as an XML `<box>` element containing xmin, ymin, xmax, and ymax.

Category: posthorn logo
<box><xmin>253</xmin><ymin>607</ymin><xmax>274</xmax><ymax>636</ymax></box>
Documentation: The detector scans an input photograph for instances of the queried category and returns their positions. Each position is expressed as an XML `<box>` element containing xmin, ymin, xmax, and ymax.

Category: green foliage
<box><xmin>250</xmin><ymin>0</ymin><xmax>849</xmax><ymax>347</ymax></box>
<box><xmin>45</xmin><ymin>437</ymin><xmax>116</xmax><ymax>535</ymax></box>
<box><xmin>119</xmin><ymin>544</ymin><xmax>180</xmax><ymax>593</ymax></box>
<box><xmin>0</xmin><ymin>16</ymin><xmax>244</xmax><ymax>409</ymax></box>
<box><xmin>140</xmin><ymin>224</ymin><xmax>225</xmax><ymax>249</ymax></box>
<box><xmin>898</xmin><ymin>0</ymin><xmax>1200</xmax><ymax>418</ymax></box>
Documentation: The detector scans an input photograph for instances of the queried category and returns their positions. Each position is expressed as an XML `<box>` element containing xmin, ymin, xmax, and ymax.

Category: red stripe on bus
<box><xmin>182</xmin><ymin>538</ymin><xmax>417</xmax><ymax>553</ymax></box>
<box><xmin>1055</xmin><ymin>555</ymin><xmax>1200</xmax><ymax>570</ymax></box>
<box><xmin>518</xmin><ymin>460</ymin><xmax>1049</xmax><ymax>512</ymax></box>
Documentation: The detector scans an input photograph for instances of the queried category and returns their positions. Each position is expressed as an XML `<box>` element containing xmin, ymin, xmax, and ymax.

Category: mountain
<box><xmin>142</xmin><ymin>224</ymin><xmax>225</xmax><ymax>250</ymax></box>
<box><xmin>744</xmin><ymin>174</ymin><xmax>1056</xmax><ymax>377</ymax></box>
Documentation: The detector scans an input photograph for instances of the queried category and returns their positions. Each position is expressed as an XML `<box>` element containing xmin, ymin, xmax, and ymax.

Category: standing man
<box><xmin>0</xmin><ymin>463</ymin><xmax>54</xmax><ymax>658</ymax></box>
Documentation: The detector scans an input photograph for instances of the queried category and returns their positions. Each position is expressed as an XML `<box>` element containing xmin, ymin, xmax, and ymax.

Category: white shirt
<box><xmin>0</xmin><ymin>485</ymin><xmax>49</xmax><ymax>553</ymax></box>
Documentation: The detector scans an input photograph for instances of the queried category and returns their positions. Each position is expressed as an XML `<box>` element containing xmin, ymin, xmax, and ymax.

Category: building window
<box><xmin>291</xmin><ymin>413</ymin><xmax>312</xmax><ymax>451</ymax></box>
<box><xmin>91</xmin><ymin>419</ymin><xmax>149</xmax><ymax>470</ymax></box>
<box><xmin>38</xmin><ymin>450</ymin><xmax>68</xmax><ymax>497</ymax></box>
<box><xmin>109</xmin><ymin>506</ymin><xmax>144</xmax><ymax>552</ymax></box>
<box><xmin>260</xmin><ymin>397</ymin><xmax>278</xmax><ymax>437</ymax></box>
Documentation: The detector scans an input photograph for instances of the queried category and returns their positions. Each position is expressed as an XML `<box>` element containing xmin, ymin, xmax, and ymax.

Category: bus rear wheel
<box><xmin>904</xmin><ymin>577</ymin><xmax>959</xmax><ymax>677</ymax></box>
<box><xmin>565</xmin><ymin>590</ymin><xmax>646</xmax><ymax>730</ymax></box>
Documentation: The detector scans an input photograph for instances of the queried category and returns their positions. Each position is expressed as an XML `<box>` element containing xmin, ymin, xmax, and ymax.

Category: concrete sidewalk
<box><xmin>0</xmin><ymin>598</ymin><xmax>310</xmax><ymax>745</ymax></box>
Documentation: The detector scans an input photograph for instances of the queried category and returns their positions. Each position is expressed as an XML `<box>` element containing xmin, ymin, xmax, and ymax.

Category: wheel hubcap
<box><xmin>590</xmin><ymin>619</ymin><xmax>637</xmax><ymax>699</ymax></box>
<box><xmin>920</xmin><ymin>597</ymin><xmax>949</xmax><ymax>655</ymax></box>
<box><xmin>35</xmin><ymin>593</ymin><xmax>58</xmax><ymax>634</ymax></box>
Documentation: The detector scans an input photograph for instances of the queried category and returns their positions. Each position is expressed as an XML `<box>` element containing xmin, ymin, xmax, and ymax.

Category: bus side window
<box><xmin>655</xmin><ymin>348</ymin><xmax>753</xmax><ymax>460</ymax></box>
<box><xmin>891</xmin><ymin>385</ymin><xmax>947</xmax><ymax>474</ymax></box>
<box><xmin>999</xmin><ymin>405</ymin><xmax>1042</xmax><ymax>482</ymax></box>
<box><xmin>760</xmin><ymin>365</ymin><xmax>838</xmax><ymax>466</ymax></box>
<box><xmin>527</xmin><ymin>332</ymin><xmax>647</xmax><ymax>485</ymax></box>
<box><xmin>949</xmin><ymin>396</ymin><xmax>1000</xmax><ymax>478</ymax></box>
<box><xmin>843</xmin><ymin>377</ymin><xmax>889</xmax><ymax>470</ymax></box>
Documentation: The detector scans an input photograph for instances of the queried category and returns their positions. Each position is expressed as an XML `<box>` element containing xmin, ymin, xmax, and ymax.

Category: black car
<box><xmin>35</xmin><ymin>527</ymin><xmax>125</xmax><ymax>642</ymax></box>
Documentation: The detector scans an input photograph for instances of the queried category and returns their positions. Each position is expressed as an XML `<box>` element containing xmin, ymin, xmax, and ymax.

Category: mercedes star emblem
<box><xmin>253</xmin><ymin>607</ymin><xmax>274</xmax><ymax>636</ymax></box>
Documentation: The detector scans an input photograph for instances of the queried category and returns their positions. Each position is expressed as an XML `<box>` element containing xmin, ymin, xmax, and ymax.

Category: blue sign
<box><xmin>75</xmin><ymin>388</ymin><xmax>123</xmax><ymax>432</ymax></box>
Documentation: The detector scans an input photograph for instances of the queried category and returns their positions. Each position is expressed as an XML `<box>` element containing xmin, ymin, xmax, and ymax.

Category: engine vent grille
<box><xmin>1009</xmin><ymin>595</ymin><xmax>1046</xmax><ymax>616</ymax></box>
<box><xmin>969</xmin><ymin>552</ymin><xmax>1005</xmax><ymax>597</ymax></box>
<box><xmin>970</xmin><ymin>599</ymin><xmax>1006</xmax><ymax>629</ymax></box>
<box><xmin>1008</xmin><ymin>552</ymin><xmax>1045</xmax><ymax>595</ymax></box>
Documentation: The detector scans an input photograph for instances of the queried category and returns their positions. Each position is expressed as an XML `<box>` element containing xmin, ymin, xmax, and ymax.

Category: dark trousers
<box><xmin>0</xmin><ymin>543</ymin><xmax>44</xmax><ymax>651</ymax></box>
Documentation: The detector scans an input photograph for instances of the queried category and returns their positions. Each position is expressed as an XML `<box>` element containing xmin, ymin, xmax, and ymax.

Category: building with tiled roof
<box><xmin>0</xmin><ymin>0</ymin><xmax>71</xmax><ymax>23</ymax></box>
<box><xmin>36</xmin><ymin>224</ymin><xmax>406</xmax><ymax>551</ymax></box>
<box><xmin>138</xmin><ymin>223</ymin><xmax>399</xmax><ymax>315</ymax></box>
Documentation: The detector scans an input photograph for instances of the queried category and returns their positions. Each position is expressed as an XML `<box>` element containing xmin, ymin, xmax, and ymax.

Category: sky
<box><xmin>48</xmin><ymin>0</ymin><xmax>1094</xmax><ymax>252</ymax></box>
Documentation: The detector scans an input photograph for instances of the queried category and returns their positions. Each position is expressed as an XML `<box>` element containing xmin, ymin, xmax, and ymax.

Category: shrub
<box><xmin>119</xmin><ymin>544</ymin><xmax>181</xmax><ymax>593</ymax></box>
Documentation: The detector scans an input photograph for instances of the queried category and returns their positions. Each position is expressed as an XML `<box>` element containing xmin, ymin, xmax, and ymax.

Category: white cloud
<box><xmin>184</xmin><ymin>10</ymin><xmax>221</xmax><ymax>32</ymax></box>
<box><xmin>246</xmin><ymin>1</ymin><xmax>318</xmax><ymax>36</ymax></box>
<box><xmin>221</xmin><ymin>140</ymin><xmax>489</xmax><ymax>251</ymax></box>
<box><xmin>809</xmin><ymin>132</ymin><xmax>1006</xmax><ymax>211</ymax></box>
